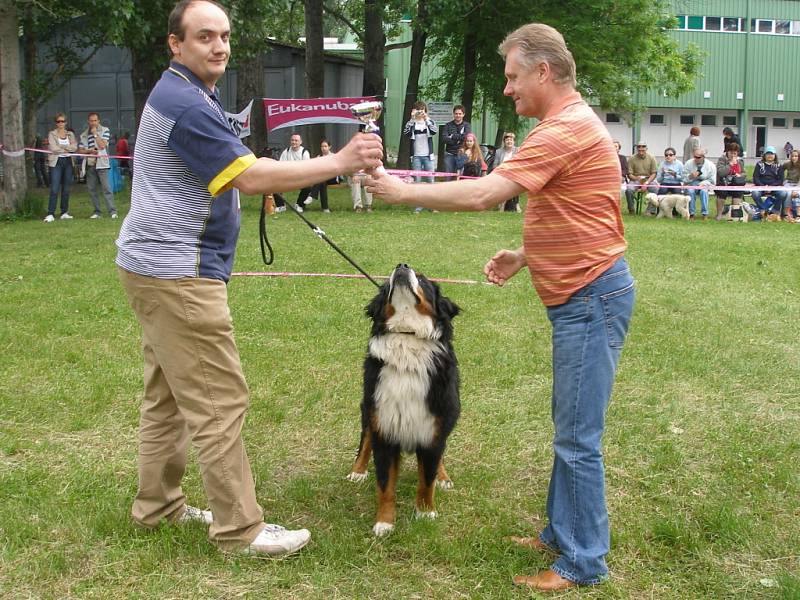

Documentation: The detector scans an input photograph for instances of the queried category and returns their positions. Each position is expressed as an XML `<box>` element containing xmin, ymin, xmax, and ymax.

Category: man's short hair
<box><xmin>690</xmin><ymin>126</ymin><xmax>701</xmax><ymax>136</ymax></box>
<box><xmin>499</xmin><ymin>23</ymin><xmax>577</xmax><ymax>87</ymax></box>
<box><xmin>412</xmin><ymin>101</ymin><xmax>427</xmax><ymax>111</ymax></box>
<box><xmin>694</xmin><ymin>147</ymin><xmax>706</xmax><ymax>157</ymax></box>
<box><xmin>168</xmin><ymin>0</ymin><xmax>228</xmax><ymax>43</ymax></box>
<box><xmin>453</xmin><ymin>105</ymin><xmax>465</xmax><ymax>113</ymax></box>
<box><xmin>88</xmin><ymin>112</ymin><xmax>100</xmax><ymax>120</ymax></box>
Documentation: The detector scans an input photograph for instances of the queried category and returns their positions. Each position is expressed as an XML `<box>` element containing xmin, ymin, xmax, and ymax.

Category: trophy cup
<box><xmin>350</xmin><ymin>100</ymin><xmax>383</xmax><ymax>134</ymax></box>
<box><xmin>350</xmin><ymin>100</ymin><xmax>385</xmax><ymax>177</ymax></box>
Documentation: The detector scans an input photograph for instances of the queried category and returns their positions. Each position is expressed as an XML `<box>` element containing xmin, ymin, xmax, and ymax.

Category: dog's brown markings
<box><xmin>385</xmin><ymin>304</ymin><xmax>395</xmax><ymax>319</ymax></box>
<box><xmin>415</xmin><ymin>461</ymin><xmax>436</xmax><ymax>513</ymax></box>
<box><xmin>376</xmin><ymin>455</ymin><xmax>400</xmax><ymax>525</ymax></box>
<box><xmin>351</xmin><ymin>424</ymin><xmax>373</xmax><ymax>476</ymax></box>
<box><xmin>436</xmin><ymin>461</ymin><xmax>451</xmax><ymax>486</ymax></box>
<box><xmin>414</xmin><ymin>287</ymin><xmax>436</xmax><ymax>317</ymax></box>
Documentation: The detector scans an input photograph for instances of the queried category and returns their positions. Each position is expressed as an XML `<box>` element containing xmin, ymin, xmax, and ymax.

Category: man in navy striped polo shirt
<box><xmin>116</xmin><ymin>0</ymin><xmax>382</xmax><ymax>557</ymax></box>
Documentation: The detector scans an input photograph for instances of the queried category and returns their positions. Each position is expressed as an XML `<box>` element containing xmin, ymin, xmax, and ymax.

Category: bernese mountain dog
<box><xmin>346</xmin><ymin>264</ymin><xmax>461</xmax><ymax>536</ymax></box>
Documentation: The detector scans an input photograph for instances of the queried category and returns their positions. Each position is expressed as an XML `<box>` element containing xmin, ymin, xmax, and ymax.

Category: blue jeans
<box><xmin>443</xmin><ymin>153</ymin><xmax>458</xmax><ymax>180</ymax></box>
<box><xmin>751</xmin><ymin>190</ymin><xmax>788</xmax><ymax>215</ymax></box>
<box><xmin>411</xmin><ymin>155</ymin><xmax>434</xmax><ymax>183</ymax></box>
<box><xmin>540</xmin><ymin>257</ymin><xmax>635</xmax><ymax>585</ymax></box>
<box><xmin>686</xmin><ymin>186</ymin><xmax>709</xmax><ymax>216</ymax></box>
<box><xmin>48</xmin><ymin>157</ymin><xmax>73</xmax><ymax>216</ymax></box>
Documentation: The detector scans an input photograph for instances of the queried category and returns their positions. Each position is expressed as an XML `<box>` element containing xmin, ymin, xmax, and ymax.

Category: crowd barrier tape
<box><xmin>3</xmin><ymin>144</ymin><xmax>794</xmax><ymax>193</ymax></box>
<box><xmin>0</xmin><ymin>145</ymin><xmax>131</xmax><ymax>161</ymax></box>
<box><xmin>625</xmin><ymin>182</ymin><xmax>799</xmax><ymax>193</ymax></box>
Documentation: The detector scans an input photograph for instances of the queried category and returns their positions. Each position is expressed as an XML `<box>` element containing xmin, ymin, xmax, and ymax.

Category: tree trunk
<box><xmin>461</xmin><ymin>26</ymin><xmax>478</xmax><ymax>123</ymax></box>
<box><xmin>0</xmin><ymin>0</ymin><xmax>28</xmax><ymax>213</ymax></box>
<box><xmin>236</xmin><ymin>54</ymin><xmax>266</xmax><ymax>155</ymax></box>
<box><xmin>363</xmin><ymin>0</ymin><xmax>386</xmax><ymax>157</ymax></box>
<box><xmin>396</xmin><ymin>0</ymin><xmax>428</xmax><ymax>170</ymax></box>
<box><xmin>304</xmin><ymin>0</ymin><xmax>325</xmax><ymax>155</ymax></box>
<box><xmin>22</xmin><ymin>7</ymin><xmax>37</xmax><ymax>169</ymax></box>
<box><xmin>130</xmin><ymin>46</ymin><xmax>166</xmax><ymax>131</ymax></box>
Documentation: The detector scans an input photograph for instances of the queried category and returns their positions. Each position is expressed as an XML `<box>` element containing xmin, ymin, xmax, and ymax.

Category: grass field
<box><xmin>1</xmin><ymin>184</ymin><xmax>798</xmax><ymax>599</ymax></box>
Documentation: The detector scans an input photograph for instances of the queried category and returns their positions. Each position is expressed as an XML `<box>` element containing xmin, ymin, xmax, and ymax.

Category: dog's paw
<box><xmin>373</xmin><ymin>522</ymin><xmax>394</xmax><ymax>537</ymax></box>
<box><xmin>346</xmin><ymin>471</ymin><xmax>368</xmax><ymax>482</ymax></box>
<box><xmin>414</xmin><ymin>509</ymin><xmax>438</xmax><ymax>520</ymax></box>
<box><xmin>435</xmin><ymin>478</ymin><xmax>453</xmax><ymax>490</ymax></box>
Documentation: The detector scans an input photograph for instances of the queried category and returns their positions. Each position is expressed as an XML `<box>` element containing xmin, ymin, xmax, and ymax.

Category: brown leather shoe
<box><xmin>513</xmin><ymin>569</ymin><xmax>576</xmax><ymax>591</ymax></box>
<box><xmin>508</xmin><ymin>535</ymin><xmax>558</xmax><ymax>556</ymax></box>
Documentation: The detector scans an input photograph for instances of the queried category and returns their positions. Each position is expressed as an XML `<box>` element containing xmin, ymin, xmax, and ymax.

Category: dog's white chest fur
<box><xmin>369</xmin><ymin>333</ymin><xmax>442</xmax><ymax>450</ymax></box>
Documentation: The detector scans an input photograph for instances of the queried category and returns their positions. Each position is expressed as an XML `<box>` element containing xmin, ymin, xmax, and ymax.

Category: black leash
<box><xmin>259</xmin><ymin>195</ymin><xmax>382</xmax><ymax>289</ymax></box>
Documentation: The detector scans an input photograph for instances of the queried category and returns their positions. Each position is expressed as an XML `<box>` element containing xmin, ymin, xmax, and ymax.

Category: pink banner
<box><xmin>263</xmin><ymin>96</ymin><xmax>377</xmax><ymax>132</ymax></box>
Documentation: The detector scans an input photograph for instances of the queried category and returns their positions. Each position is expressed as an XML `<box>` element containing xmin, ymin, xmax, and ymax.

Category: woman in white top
<box><xmin>45</xmin><ymin>112</ymin><xmax>78</xmax><ymax>222</ymax></box>
<box><xmin>492</xmin><ymin>132</ymin><xmax>520</xmax><ymax>211</ymax></box>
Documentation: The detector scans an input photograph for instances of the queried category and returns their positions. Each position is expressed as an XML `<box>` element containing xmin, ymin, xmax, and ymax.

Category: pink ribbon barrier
<box><xmin>626</xmin><ymin>182</ymin><xmax>797</xmax><ymax>193</ymax></box>
<box><xmin>232</xmin><ymin>271</ymin><xmax>480</xmax><ymax>285</ymax></box>
<box><xmin>384</xmin><ymin>168</ymin><xmax>480</xmax><ymax>180</ymax></box>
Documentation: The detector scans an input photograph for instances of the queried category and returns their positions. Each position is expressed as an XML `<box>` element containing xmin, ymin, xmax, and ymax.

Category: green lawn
<box><xmin>1</xmin><ymin>184</ymin><xmax>798</xmax><ymax>599</ymax></box>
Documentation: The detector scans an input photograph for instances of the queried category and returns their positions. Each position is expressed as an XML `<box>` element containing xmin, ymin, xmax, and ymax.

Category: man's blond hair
<box><xmin>499</xmin><ymin>23</ymin><xmax>576</xmax><ymax>87</ymax></box>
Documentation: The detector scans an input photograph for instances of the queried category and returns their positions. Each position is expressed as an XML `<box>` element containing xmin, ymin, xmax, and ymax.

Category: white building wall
<box><xmin>594</xmin><ymin>107</ymin><xmax>800</xmax><ymax>163</ymax></box>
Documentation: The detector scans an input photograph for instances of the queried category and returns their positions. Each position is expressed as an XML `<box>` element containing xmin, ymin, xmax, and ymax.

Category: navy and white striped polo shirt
<box><xmin>115</xmin><ymin>61</ymin><xmax>256</xmax><ymax>282</ymax></box>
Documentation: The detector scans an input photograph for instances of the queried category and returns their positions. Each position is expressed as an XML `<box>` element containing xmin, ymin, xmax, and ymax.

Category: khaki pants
<box><xmin>118</xmin><ymin>268</ymin><xmax>264</xmax><ymax>550</ymax></box>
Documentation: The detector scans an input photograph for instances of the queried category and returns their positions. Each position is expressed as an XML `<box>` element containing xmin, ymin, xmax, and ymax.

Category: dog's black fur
<box><xmin>347</xmin><ymin>264</ymin><xmax>461</xmax><ymax>536</ymax></box>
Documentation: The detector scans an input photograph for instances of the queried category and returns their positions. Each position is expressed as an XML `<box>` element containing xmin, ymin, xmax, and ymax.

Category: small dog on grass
<box><xmin>646</xmin><ymin>192</ymin><xmax>691</xmax><ymax>219</ymax></box>
<box><xmin>347</xmin><ymin>264</ymin><xmax>461</xmax><ymax>536</ymax></box>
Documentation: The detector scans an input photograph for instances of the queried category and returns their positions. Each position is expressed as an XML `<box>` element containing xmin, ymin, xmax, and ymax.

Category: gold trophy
<box><xmin>350</xmin><ymin>100</ymin><xmax>385</xmax><ymax>176</ymax></box>
<box><xmin>350</xmin><ymin>100</ymin><xmax>383</xmax><ymax>134</ymax></box>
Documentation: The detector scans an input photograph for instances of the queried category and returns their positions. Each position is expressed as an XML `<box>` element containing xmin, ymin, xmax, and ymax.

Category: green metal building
<box><xmin>599</xmin><ymin>0</ymin><xmax>800</xmax><ymax>159</ymax></box>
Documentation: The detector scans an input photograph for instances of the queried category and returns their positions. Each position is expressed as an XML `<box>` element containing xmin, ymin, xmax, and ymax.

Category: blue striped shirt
<box><xmin>115</xmin><ymin>61</ymin><xmax>256</xmax><ymax>282</ymax></box>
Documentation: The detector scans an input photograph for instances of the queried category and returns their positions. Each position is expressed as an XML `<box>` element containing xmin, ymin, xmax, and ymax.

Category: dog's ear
<box><xmin>365</xmin><ymin>283</ymin><xmax>390</xmax><ymax>320</ymax></box>
<box><xmin>433</xmin><ymin>282</ymin><xmax>460</xmax><ymax>320</ymax></box>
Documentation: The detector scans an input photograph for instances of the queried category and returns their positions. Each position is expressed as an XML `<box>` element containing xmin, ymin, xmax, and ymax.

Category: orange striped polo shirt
<box><xmin>494</xmin><ymin>92</ymin><xmax>627</xmax><ymax>306</ymax></box>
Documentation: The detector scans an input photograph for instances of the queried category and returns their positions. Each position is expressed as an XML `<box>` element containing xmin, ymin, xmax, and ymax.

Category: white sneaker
<box><xmin>274</xmin><ymin>206</ymin><xmax>286</xmax><ymax>213</ymax></box>
<box><xmin>176</xmin><ymin>505</ymin><xmax>213</xmax><ymax>525</ymax></box>
<box><xmin>303</xmin><ymin>196</ymin><xmax>314</xmax><ymax>205</ymax></box>
<box><xmin>244</xmin><ymin>524</ymin><xmax>311</xmax><ymax>557</ymax></box>
<box><xmin>323</xmin><ymin>209</ymin><xmax>331</xmax><ymax>213</ymax></box>
<box><xmin>60</xmin><ymin>213</ymin><xmax>74</xmax><ymax>220</ymax></box>
<box><xmin>111</xmin><ymin>213</ymin><xmax>118</xmax><ymax>219</ymax></box>
<box><xmin>90</xmin><ymin>213</ymin><xmax>101</xmax><ymax>219</ymax></box>
<box><xmin>295</xmin><ymin>205</ymin><xmax>303</xmax><ymax>213</ymax></box>
<box><xmin>43</xmin><ymin>214</ymin><xmax>55</xmax><ymax>223</ymax></box>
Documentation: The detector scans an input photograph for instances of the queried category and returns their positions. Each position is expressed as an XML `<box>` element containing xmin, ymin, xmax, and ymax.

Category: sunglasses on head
<box><xmin>665</xmin><ymin>152</ymin><xmax>675</xmax><ymax>156</ymax></box>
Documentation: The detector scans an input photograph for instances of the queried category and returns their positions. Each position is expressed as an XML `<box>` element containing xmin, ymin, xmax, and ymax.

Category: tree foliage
<box><xmin>421</xmin><ymin>0</ymin><xmax>703</xmax><ymax>133</ymax></box>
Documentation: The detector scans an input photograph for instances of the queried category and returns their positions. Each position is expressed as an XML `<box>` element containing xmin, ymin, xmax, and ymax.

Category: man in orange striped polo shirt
<box><xmin>366</xmin><ymin>23</ymin><xmax>635</xmax><ymax>591</ymax></box>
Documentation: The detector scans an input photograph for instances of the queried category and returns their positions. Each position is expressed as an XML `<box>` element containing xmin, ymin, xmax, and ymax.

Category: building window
<box><xmin>701</xmin><ymin>115</ymin><xmax>716</xmax><ymax>126</ymax></box>
<box><xmin>650</xmin><ymin>114</ymin><xmax>665</xmax><ymax>125</ymax></box>
<box><xmin>794</xmin><ymin>118</ymin><xmax>800</xmax><ymax>128</ymax></box>
<box><xmin>606</xmin><ymin>113</ymin><xmax>620</xmax><ymax>123</ymax></box>
<box><xmin>687</xmin><ymin>15</ymin><xmax>704</xmax><ymax>30</ymax></box>
<box><xmin>776</xmin><ymin>20</ymin><xmax>790</xmax><ymax>35</ymax></box>
<box><xmin>792</xmin><ymin>21</ymin><xmax>800</xmax><ymax>35</ymax></box>
<box><xmin>773</xmin><ymin>117</ymin><xmax>787</xmax><ymax>128</ymax></box>
<box><xmin>752</xmin><ymin>117</ymin><xmax>766</xmax><ymax>126</ymax></box>
<box><xmin>753</xmin><ymin>19</ymin><xmax>774</xmax><ymax>33</ymax></box>
<box><xmin>680</xmin><ymin>115</ymin><xmax>695</xmax><ymax>125</ymax></box>
<box><xmin>723</xmin><ymin>17</ymin><xmax>742</xmax><ymax>32</ymax></box>
<box><xmin>723</xmin><ymin>116</ymin><xmax>737</xmax><ymax>126</ymax></box>
<box><xmin>677</xmin><ymin>15</ymin><xmax>686</xmax><ymax>29</ymax></box>
<box><xmin>705</xmin><ymin>17</ymin><xmax>721</xmax><ymax>31</ymax></box>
